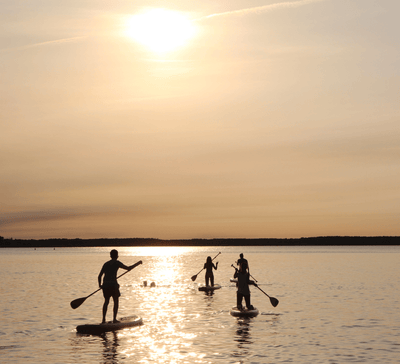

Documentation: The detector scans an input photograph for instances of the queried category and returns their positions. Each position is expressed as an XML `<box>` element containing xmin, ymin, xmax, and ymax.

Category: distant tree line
<box><xmin>0</xmin><ymin>236</ymin><xmax>399</xmax><ymax>248</ymax></box>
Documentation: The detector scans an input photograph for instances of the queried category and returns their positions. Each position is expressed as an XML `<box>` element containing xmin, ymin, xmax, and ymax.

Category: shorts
<box><xmin>102</xmin><ymin>282</ymin><xmax>121</xmax><ymax>299</ymax></box>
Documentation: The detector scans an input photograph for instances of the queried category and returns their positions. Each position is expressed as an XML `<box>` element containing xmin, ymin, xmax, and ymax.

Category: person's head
<box><xmin>240</xmin><ymin>253</ymin><xmax>244</xmax><ymax>259</ymax></box>
<box><xmin>206</xmin><ymin>256</ymin><xmax>212</xmax><ymax>264</ymax></box>
<box><xmin>110</xmin><ymin>249</ymin><xmax>119</xmax><ymax>260</ymax></box>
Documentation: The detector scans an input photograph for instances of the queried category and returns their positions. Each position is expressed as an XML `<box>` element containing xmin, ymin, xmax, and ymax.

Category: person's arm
<box><xmin>118</xmin><ymin>260</ymin><xmax>143</xmax><ymax>271</ymax></box>
<box><xmin>128</xmin><ymin>260</ymin><xmax>143</xmax><ymax>270</ymax></box>
<box><xmin>247</xmin><ymin>274</ymin><xmax>257</xmax><ymax>286</ymax></box>
<box><xmin>98</xmin><ymin>268</ymin><xmax>104</xmax><ymax>288</ymax></box>
<box><xmin>119</xmin><ymin>261</ymin><xmax>130</xmax><ymax>270</ymax></box>
<box><xmin>214</xmin><ymin>262</ymin><xmax>218</xmax><ymax>270</ymax></box>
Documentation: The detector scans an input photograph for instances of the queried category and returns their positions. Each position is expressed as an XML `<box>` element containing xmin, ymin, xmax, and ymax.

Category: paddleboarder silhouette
<box><xmin>204</xmin><ymin>256</ymin><xmax>218</xmax><ymax>287</ymax></box>
<box><xmin>98</xmin><ymin>249</ymin><xmax>141</xmax><ymax>323</ymax></box>
<box><xmin>237</xmin><ymin>253</ymin><xmax>249</xmax><ymax>272</ymax></box>
<box><xmin>233</xmin><ymin>260</ymin><xmax>256</xmax><ymax>311</ymax></box>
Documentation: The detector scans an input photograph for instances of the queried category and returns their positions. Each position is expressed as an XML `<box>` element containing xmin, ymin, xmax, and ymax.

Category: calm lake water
<box><xmin>0</xmin><ymin>245</ymin><xmax>399</xmax><ymax>363</ymax></box>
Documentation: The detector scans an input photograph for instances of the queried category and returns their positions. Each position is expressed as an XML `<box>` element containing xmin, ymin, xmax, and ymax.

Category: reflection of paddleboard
<box><xmin>198</xmin><ymin>283</ymin><xmax>221</xmax><ymax>292</ymax></box>
<box><xmin>76</xmin><ymin>315</ymin><xmax>143</xmax><ymax>335</ymax></box>
<box><xmin>230</xmin><ymin>307</ymin><xmax>259</xmax><ymax>317</ymax></box>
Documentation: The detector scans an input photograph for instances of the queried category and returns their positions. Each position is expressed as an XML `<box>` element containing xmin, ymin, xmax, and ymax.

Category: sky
<box><xmin>1</xmin><ymin>0</ymin><xmax>399</xmax><ymax>240</ymax></box>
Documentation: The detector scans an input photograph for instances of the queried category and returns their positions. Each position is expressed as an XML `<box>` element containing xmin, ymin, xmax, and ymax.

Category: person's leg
<box><xmin>236</xmin><ymin>292</ymin><xmax>243</xmax><ymax>310</ymax></box>
<box><xmin>112</xmin><ymin>295</ymin><xmax>119</xmax><ymax>323</ymax></box>
<box><xmin>205</xmin><ymin>272</ymin><xmax>211</xmax><ymax>286</ymax></box>
<box><xmin>244</xmin><ymin>294</ymin><xmax>253</xmax><ymax>309</ymax></box>
<box><xmin>210</xmin><ymin>273</ymin><xmax>214</xmax><ymax>287</ymax></box>
<box><xmin>102</xmin><ymin>297</ymin><xmax>110</xmax><ymax>323</ymax></box>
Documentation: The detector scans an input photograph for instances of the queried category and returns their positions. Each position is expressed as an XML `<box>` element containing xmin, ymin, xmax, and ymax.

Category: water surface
<box><xmin>1</xmin><ymin>245</ymin><xmax>399</xmax><ymax>363</ymax></box>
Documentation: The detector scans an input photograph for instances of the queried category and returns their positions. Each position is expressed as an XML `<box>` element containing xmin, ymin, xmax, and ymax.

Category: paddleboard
<box><xmin>230</xmin><ymin>307</ymin><xmax>259</xmax><ymax>317</ymax></box>
<box><xmin>230</xmin><ymin>278</ymin><xmax>238</xmax><ymax>283</ymax></box>
<box><xmin>76</xmin><ymin>315</ymin><xmax>143</xmax><ymax>335</ymax></box>
<box><xmin>198</xmin><ymin>283</ymin><xmax>221</xmax><ymax>292</ymax></box>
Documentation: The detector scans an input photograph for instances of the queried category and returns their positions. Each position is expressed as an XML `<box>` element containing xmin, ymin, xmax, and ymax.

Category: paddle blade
<box><xmin>70</xmin><ymin>297</ymin><xmax>86</xmax><ymax>309</ymax></box>
<box><xmin>270</xmin><ymin>296</ymin><xmax>279</xmax><ymax>307</ymax></box>
<box><xmin>191</xmin><ymin>274</ymin><xmax>198</xmax><ymax>282</ymax></box>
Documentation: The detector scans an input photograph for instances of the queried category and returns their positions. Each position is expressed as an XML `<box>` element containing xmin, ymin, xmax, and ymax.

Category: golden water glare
<box><xmin>120</xmin><ymin>250</ymin><xmax>199</xmax><ymax>362</ymax></box>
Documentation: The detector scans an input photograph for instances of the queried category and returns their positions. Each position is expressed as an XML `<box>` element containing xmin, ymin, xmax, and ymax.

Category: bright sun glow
<box><xmin>125</xmin><ymin>9</ymin><xmax>195</xmax><ymax>53</ymax></box>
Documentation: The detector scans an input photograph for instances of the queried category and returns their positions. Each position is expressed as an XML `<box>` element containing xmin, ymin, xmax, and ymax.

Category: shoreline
<box><xmin>1</xmin><ymin>236</ymin><xmax>399</xmax><ymax>248</ymax></box>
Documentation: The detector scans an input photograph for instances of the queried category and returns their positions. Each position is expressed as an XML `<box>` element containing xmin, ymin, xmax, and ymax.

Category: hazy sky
<box><xmin>1</xmin><ymin>0</ymin><xmax>399</xmax><ymax>239</ymax></box>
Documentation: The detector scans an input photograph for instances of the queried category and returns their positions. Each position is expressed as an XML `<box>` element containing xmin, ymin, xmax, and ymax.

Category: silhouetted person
<box><xmin>204</xmin><ymin>256</ymin><xmax>218</xmax><ymax>287</ymax></box>
<box><xmin>234</xmin><ymin>260</ymin><xmax>256</xmax><ymax>310</ymax></box>
<box><xmin>98</xmin><ymin>249</ymin><xmax>140</xmax><ymax>323</ymax></box>
<box><xmin>237</xmin><ymin>253</ymin><xmax>249</xmax><ymax>272</ymax></box>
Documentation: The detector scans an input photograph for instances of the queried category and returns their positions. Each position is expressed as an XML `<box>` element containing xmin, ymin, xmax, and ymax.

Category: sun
<box><xmin>125</xmin><ymin>9</ymin><xmax>196</xmax><ymax>53</ymax></box>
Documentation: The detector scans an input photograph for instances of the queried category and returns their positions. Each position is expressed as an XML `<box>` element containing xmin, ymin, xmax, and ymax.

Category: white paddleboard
<box><xmin>230</xmin><ymin>307</ymin><xmax>259</xmax><ymax>317</ymax></box>
<box><xmin>198</xmin><ymin>283</ymin><xmax>221</xmax><ymax>292</ymax></box>
<box><xmin>76</xmin><ymin>315</ymin><xmax>143</xmax><ymax>335</ymax></box>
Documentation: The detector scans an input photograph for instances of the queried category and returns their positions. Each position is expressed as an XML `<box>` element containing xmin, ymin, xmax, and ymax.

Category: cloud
<box><xmin>0</xmin><ymin>36</ymin><xmax>87</xmax><ymax>53</ymax></box>
<box><xmin>0</xmin><ymin>209</ymin><xmax>86</xmax><ymax>227</ymax></box>
<box><xmin>202</xmin><ymin>0</ymin><xmax>327</xmax><ymax>20</ymax></box>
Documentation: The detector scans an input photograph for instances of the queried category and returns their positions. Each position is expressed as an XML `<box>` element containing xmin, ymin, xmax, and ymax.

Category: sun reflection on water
<box><xmin>120</xmin><ymin>251</ymin><xmax>201</xmax><ymax>362</ymax></box>
<box><xmin>125</xmin><ymin>246</ymin><xmax>196</xmax><ymax>257</ymax></box>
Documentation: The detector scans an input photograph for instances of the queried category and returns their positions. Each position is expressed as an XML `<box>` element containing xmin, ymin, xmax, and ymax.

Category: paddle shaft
<box><xmin>231</xmin><ymin>264</ymin><xmax>256</xmax><ymax>283</ymax></box>
<box><xmin>254</xmin><ymin>284</ymin><xmax>270</xmax><ymax>298</ymax></box>
<box><xmin>85</xmin><ymin>268</ymin><xmax>132</xmax><ymax>299</ymax></box>
<box><xmin>70</xmin><ymin>260</ymin><xmax>141</xmax><ymax>309</ymax></box>
<box><xmin>191</xmin><ymin>252</ymin><xmax>221</xmax><ymax>281</ymax></box>
<box><xmin>231</xmin><ymin>264</ymin><xmax>278</xmax><ymax>306</ymax></box>
<box><xmin>233</xmin><ymin>261</ymin><xmax>257</xmax><ymax>282</ymax></box>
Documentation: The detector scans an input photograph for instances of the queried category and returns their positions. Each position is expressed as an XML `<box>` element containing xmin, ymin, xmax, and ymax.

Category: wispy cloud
<box><xmin>1</xmin><ymin>36</ymin><xmax>87</xmax><ymax>53</ymax></box>
<box><xmin>201</xmin><ymin>0</ymin><xmax>326</xmax><ymax>20</ymax></box>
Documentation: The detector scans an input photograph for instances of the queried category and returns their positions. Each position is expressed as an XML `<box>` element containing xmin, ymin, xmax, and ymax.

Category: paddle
<box><xmin>191</xmin><ymin>252</ymin><xmax>221</xmax><ymax>282</ymax></box>
<box><xmin>230</xmin><ymin>264</ymin><xmax>279</xmax><ymax>307</ymax></box>
<box><xmin>70</xmin><ymin>260</ymin><xmax>142</xmax><ymax>309</ymax></box>
<box><xmin>254</xmin><ymin>284</ymin><xmax>279</xmax><ymax>307</ymax></box>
